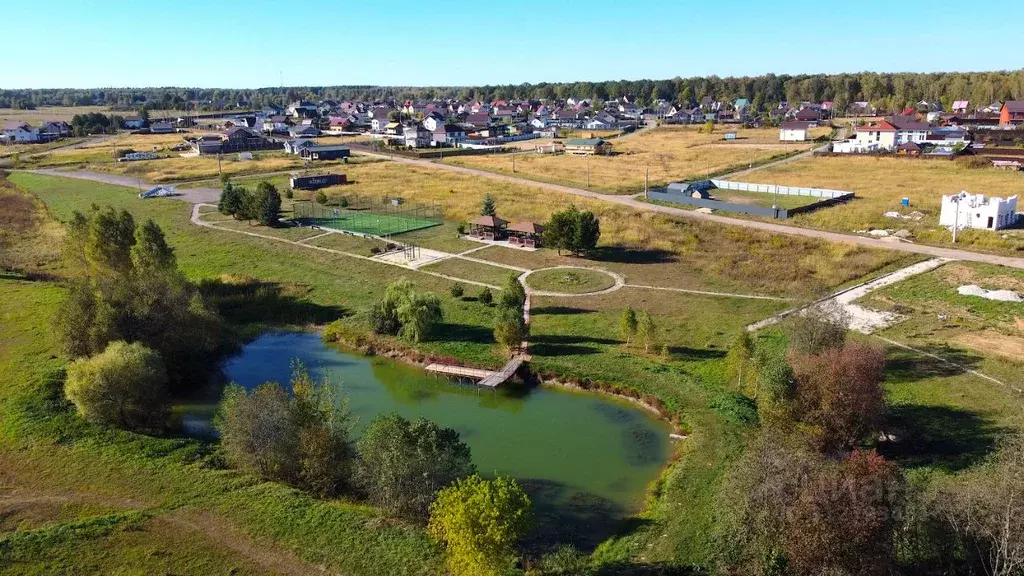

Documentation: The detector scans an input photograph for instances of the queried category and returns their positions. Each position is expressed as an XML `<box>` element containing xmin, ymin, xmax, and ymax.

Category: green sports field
<box><xmin>298</xmin><ymin>208</ymin><xmax>440</xmax><ymax>236</ymax></box>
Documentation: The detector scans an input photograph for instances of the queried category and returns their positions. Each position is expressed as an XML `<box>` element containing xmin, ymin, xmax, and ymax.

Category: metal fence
<box><xmin>292</xmin><ymin>198</ymin><xmax>443</xmax><ymax>236</ymax></box>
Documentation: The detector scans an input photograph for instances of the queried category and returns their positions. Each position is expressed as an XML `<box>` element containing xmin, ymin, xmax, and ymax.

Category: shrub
<box><xmin>478</xmin><ymin>287</ymin><xmax>493</xmax><ymax>305</ymax></box>
<box><xmin>955</xmin><ymin>155</ymin><xmax>991</xmax><ymax>170</ymax></box>
<box><xmin>284</xmin><ymin>188</ymin><xmax>293</xmax><ymax>199</ymax></box>
<box><xmin>356</xmin><ymin>413</ymin><xmax>475</xmax><ymax>519</ymax></box>
<box><xmin>315</xmin><ymin>190</ymin><xmax>328</xmax><ymax>205</ymax></box>
<box><xmin>449</xmin><ymin>283</ymin><xmax>465</xmax><ymax>298</ymax></box>
<box><xmin>785</xmin><ymin>303</ymin><xmax>848</xmax><ymax>355</ymax></box>
<box><xmin>456</xmin><ymin>222</ymin><xmax>467</xmax><ymax>235</ymax></box>
<box><xmin>339</xmin><ymin>197</ymin><xmax>349</xmax><ymax>208</ymax></box>
<box><xmin>64</xmin><ymin>341</ymin><xmax>169</xmax><ymax>431</ymax></box>
<box><xmin>369</xmin><ymin>246</ymin><xmax>381</xmax><ymax>255</ymax></box>
<box><xmin>369</xmin><ymin>279</ymin><xmax>443</xmax><ymax>342</ymax></box>
<box><xmin>429</xmin><ymin>474</ymin><xmax>532</xmax><ymax>576</ymax></box>
<box><xmin>215</xmin><ymin>361</ymin><xmax>353</xmax><ymax>497</ymax></box>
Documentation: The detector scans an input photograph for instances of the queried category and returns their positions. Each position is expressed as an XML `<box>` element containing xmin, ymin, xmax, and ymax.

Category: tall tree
<box><xmin>480</xmin><ymin>194</ymin><xmax>496</xmax><ymax>217</ymax></box>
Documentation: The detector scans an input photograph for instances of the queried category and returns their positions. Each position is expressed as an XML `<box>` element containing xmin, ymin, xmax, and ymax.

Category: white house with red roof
<box><xmin>832</xmin><ymin>116</ymin><xmax>933</xmax><ymax>153</ymax></box>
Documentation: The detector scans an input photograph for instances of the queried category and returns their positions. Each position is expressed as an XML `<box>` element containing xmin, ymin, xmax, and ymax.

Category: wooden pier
<box><xmin>424</xmin><ymin>355</ymin><xmax>525</xmax><ymax>388</ymax></box>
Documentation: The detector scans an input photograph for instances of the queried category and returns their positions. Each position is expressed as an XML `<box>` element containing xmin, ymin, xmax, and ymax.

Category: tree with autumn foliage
<box><xmin>716</xmin><ymin>437</ymin><xmax>905</xmax><ymax>576</ymax></box>
<box><xmin>788</xmin><ymin>342</ymin><xmax>886</xmax><ymax>453</ymax></box>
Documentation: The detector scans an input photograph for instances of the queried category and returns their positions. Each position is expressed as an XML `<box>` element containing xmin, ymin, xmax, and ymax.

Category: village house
<box><xmin>370</xmin><ymin>109</ymin><xmax>392</xmax><ymax>133</ymax></box>
<box><xmin>999</xmin><ymin>101</ymin><xmax>1024</xmax><ymax>126</ymax></box>
<box><xmin>951</xmin><ymin>100</ymin><xmax>970</xmax><ymax>114</ymax></box>
<box><xmin>403</xmin><ymin>124</ymin><xmax>432</xmax><ymax>148</ymax></box>
<box><xmin>262</xmin><ymin>115</ymin><xmax>290</xmax><ymax>133</ymax></box>
<box><xmin>779</xmin><ymin>121</ymin><xmax>811</xmax><ymax>142</ymax></box>
<box><xmin>586</xmin><ymin>111</ymin><xmax>618</xmax><ymax>130</ymax></box>
<box><xmin>39</xmin><ymin>121</ymin><xmax>72</xmax><ymax>138</ymax></box>
<box><xmin>1</xmin><ymin>121</ymin><xmax>41</xmax><ymax>143</ymax></box>
<box><xmin>565</xmin><ymin>137</ymin><xmax>610</xmax><ymax>155</ymax></box>
<box><xmin>465</xmin><ymin>112</ymin><xmax>491</xmax><ymax>129</ymax></box>
<box><xmin>286</xmin><ymin>100</ymin><xmax>319</xmax><ymax>118</ymax></box>
<box><xmin>432</xmin><ymin>124</ymin><xmax>467</xmax><ymax>146</ymax></box>
<box><xmin>299</xmin><ymin>144</ymin><xmax>350</xmax><ymax>161</ymax></box>
<box><xmin>284</xmin><ymin>138</ymin><xmax>315</xmax><ymax>155</ymax></box>
<box><xmin>940</xmin><ymin>191</ymin><xmax>1019</xmax><ymax>230</ymax></box>
<box><xmin>289</xmin><ymin>124</ymin><xmax>320</xmax><ymax>138</ymax></box>
<box><xmin>149</xmin><ymin>121</ymin><xmax>175</xmax><ymax>134</ymax></box>
<box><xmin>123</xmin><ymin>116</ymin><xmax>145</xmax><ymax>129</ymax></box>
<box><xmin>832</xmin><ymin>116</ymin><xmax>932</xmax><ymax>153</ymax></box>
<box><xmin>422</xmin><ymin>111</ymin><xmax>446</xmax><ymax>132</ymax></box>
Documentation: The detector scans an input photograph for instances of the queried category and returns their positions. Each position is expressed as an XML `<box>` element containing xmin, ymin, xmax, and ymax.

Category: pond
<box><xmin>186</xmin><ymin>331</ymin><xmax>672</xmax><ymax>550</ymax></box>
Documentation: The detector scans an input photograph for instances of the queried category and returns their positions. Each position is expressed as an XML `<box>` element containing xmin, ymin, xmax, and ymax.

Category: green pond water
<box><xmin>189</xmin><ymin>331</ymin><xmax>672</xmax><ymax>549</ymax></box>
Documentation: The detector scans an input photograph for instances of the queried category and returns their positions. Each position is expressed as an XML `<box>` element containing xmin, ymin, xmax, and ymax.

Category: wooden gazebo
<box><xmin>507</xmin><ymin>221</ymin><xmax>544</xmax><ymax>248</ymax></box>
<box><xmin>468</xmin><ymin>215</ymin><xmax>508</xmax><ymax>240</ymax></box>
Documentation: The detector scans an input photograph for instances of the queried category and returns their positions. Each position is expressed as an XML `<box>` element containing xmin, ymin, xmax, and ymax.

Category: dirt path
<box><xmin>29</xmin><ymin>165</ymin><xmax>1024</xmax><ymax>269</ymax></box>
<box><xmin>342</xmin><ymin>151</ymin><xmax>1024</xmax><ymax>270</ymax></box>
<box><xmin>0</xmin><ymin>486</ymin><xmax>329</xmax><ymax>576</ymax></box>
<box><xmin>747</xmin><ymin>258</ymin><xmax>951</xmax><ymax>333</ymax></box>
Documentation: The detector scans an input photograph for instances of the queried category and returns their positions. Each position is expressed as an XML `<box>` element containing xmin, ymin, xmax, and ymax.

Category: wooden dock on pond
<box><xmin>424</xmin><ymin>355</ymin><xmax>525</xmax><ymax>388</ymax></box>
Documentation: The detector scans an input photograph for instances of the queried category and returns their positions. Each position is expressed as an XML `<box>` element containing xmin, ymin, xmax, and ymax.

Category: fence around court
<box><xmin>706</xmin><ymin>179</ymin><xmax>852</xmax><ymax>199</ymax></box>
<box><xmin>292</xmin><ymin>198</ymin><xmax>443</xmax><ymax>236</ymax></box>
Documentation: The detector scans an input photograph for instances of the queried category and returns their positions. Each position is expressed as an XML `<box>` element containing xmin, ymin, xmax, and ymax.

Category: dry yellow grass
<box><xmin>104</xmin><ymin>153</ymin><xmax>314</xmax><ymax>183</ymax></box>
<box><xmin>0</xmin><ymin>106</ymin><xmax>111</xmax><ymax>124</ymax></box>
<box><xmin>444</xmin><ymin>126</ymin><xmax>822</xmax><ymax>194</ymax></box>
<box><xmin>272</xmin><ymin>161</ymin><xmax>913</xmax><ymax>298</ymax></box>
<box><xmin>752</xmin><ymin>156</ymin><xmax>1024</xmax><ymax>253</ymax></box>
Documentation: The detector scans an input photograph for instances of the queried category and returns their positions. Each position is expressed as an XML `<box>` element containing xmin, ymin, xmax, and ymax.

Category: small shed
<box><xmin>468</xmin><ymin>215</ymin><xmax>508</xmax><ymax>240</ymax></box>
<box><xmin>896</xmin><ymin>141</ymin><xmax>923</xmax><ymax>157</ymax></box>
<box><xmin>507</xmin><ymin>221</ymin><xmax>544</xmax><ymax>248</ymax></box>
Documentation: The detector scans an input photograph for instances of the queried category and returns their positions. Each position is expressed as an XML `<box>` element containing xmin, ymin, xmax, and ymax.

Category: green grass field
<box><xmin>5</xmin><ymin>170</ymin><xmax>1023</xmax><ymax>573</ymax></box>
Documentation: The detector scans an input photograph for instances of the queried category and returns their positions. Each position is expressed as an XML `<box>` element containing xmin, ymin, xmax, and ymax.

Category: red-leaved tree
<box><xmin>789</xmin><ymin>343</ymin><xmax>886</xmax><ymax>452</ymax></box>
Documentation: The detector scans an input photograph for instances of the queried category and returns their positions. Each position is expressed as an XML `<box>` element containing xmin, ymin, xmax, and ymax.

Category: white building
<box><xmin>939</xmin><ymin>191</ymin><xmax>1019</xmax><ymax>231</ymax></box>
<box><xmin>779</xmin><ymin>121</ymin><xmax>811</xmax><ymax>142</ymax></box>
<box><xmin>2</xmin><ymin>122</ymin><xmax>41</xmax><ymax>143</ymax></box>
<box><xmin>832</xmin><ymin>116</ymin><xmax>932</xmax><ymax>153</ymax></box>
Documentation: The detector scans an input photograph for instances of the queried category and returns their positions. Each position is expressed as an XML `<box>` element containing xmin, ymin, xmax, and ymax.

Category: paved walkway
<box><xmin>347</xmin><ymin>151</ymin><xmax>1024</xmax><ymax>270</ymax></box>
<box><xmin>30</xmin><ymin>165</ymin><xmax>1024</xmax><ymax>269</ymax></box>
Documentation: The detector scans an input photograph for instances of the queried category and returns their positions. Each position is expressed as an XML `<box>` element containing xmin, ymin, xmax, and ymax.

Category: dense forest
<box><xmin>3</xmin><ymin>70</ymin><xmax>1024</xmax><ymax>113</ymax></box>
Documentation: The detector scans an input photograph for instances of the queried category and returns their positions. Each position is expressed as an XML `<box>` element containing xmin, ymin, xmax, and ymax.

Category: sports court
<box><xmin>292</xmin><ymin>198</ymin><xmax>442</xmax><ymax>236</ymax></box>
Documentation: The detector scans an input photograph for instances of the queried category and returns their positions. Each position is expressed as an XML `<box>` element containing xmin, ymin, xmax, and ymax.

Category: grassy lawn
<box><xmin>526</xmin><ymin>268</ymin><xmax>617</xmax><ymax>294</ymax></box>
<box><xmin>6</xmin><ymin>168</ymin><xmax>1024</xmax><ymax>572</ymax></box>
<box><xmin>752</xmin><ymin>155</ymin><xmax>1024</xmax><ymax>255</ymax></box>
<box><xmin>266</xmin><ymin>161</ymin><xmax>914</xmax><ymax>299</ymax></box>
<box><xmin>0</xmin><ymin>138</ymin><xmax>87</xmax><ymax>159</ymax></box>
<box><xmin>0</xmin><ymin>105</ymin><xmax>112</xmax><ymax>124</ymax></box>
<box><xmin>442</xmin><ymin>126</ymin><xmax>821</xmax><ymax>194</ymax></box>
<box><xmin>302</xmin><ymin>230</ymin><xmax>388</xmax><ymax>256</ymax></box>
<box><xmin>391</xmin><ymin>221</ymin><xmax>481</xmax><ymax>253</ymax></box>
<box><xmin>420</xmin><ymin>258</ymin><xmax>519</xmax><ymax>287</ymax></box>
<box><xmin>708</xmin><ymin>187</ymin><xmax>821</xmax><ymax>210</ymax></box>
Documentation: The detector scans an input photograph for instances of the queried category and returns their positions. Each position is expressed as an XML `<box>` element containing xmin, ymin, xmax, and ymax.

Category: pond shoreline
<box><xmin>319</xmin><ymin>322</ymin><xmax>686</xmax><ymax>435</ymax></box>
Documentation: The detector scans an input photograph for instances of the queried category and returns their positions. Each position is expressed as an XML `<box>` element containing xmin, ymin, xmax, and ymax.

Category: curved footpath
<box><xmin>25</xmin><ymin>163</ymin><xmax>1024</xmax><ymax>269</ymax></box>
<box><xmin>349</xmin><ymin>151</ymin><xmax>1024</xmax><ymax>270</ymax></box>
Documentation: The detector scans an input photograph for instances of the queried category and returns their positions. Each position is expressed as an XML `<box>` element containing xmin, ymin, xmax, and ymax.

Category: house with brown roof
<box><xmin>468</xmin><ymin>215</ymin><xmax>508</xmax><ymax>240</ymax></box>
<box><xmin>507</xmin><ymin>221</ymin><xmax>544</xmax><ymax>248</ymax></box>
<box><xmin>1000</xmin><ymin>101</ymin><xmax>1024</xmax><ymax>126</ymax></box>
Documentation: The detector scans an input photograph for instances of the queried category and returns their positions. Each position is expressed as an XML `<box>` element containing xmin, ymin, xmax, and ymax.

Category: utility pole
<box><xmin>644</xmin><ymin>166</ymin><xmax>649</xmax><ymax>194</ymax></box>
<box><xmin>512</xmin><ymin>151</ymin><xmax>516</xmax><ymax>173</ymax></box>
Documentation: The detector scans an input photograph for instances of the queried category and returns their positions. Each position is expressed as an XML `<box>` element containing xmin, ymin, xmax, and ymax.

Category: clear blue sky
<box><xmin>6</xmin><ymin>0</ymin><xmax>1022</xmax><ymax>89</ymax></box>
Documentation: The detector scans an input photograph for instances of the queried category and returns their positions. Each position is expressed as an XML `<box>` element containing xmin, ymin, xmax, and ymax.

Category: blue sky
<box><xmin>5</xmin><ymin>0</ymin><xmax>1022</xmax><ymax>89</ymax></box>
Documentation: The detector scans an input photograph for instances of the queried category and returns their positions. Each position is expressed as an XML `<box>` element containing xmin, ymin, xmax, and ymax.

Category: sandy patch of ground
<box><xmin>955</xmin><ymin>330</ymin><xmax>1024</xmax><ymax>363</ymax></box>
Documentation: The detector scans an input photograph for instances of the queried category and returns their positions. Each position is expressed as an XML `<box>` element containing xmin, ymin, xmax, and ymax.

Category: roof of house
<box><xmin>887</xmin><ymin>116</ymin><xmax>931</xmax><ymax>131</ymax></box>
<box><xmin>897</xmin><ymin>141</ymin><xmax>923</xmax><ymax>150</ymax></box>
<box><xmin>952</xmin><ymin>100</ymin><xmax>970</xmax><ymax>109</ymax></box>
<box><xmin>780</xmin><ymin>121</ymin><xmax>812</xmax><ymax>130</ymax></box>
<box><xmin>433</xmin><ymin>124</ymin><xmax>466</xmax><ymax>134</ymax></box>
<box><xmin>3</xmin><ymin>121</ymin><xmax>31</xmax><ymax>131</ymax></box>
<box><xmin>507</xmin><ymin>221</ymin><xmax>543</xmax><ymax>234</ymax></box>
<box><xmin>225</xmin><ymin>126</ymin><xmax>254</xmax><ymax>137</ymax></box>
<box><xmin>858</xmin><ymin>120</ymin><xmax>898</xmax><ymax>132</ymax></box>
<box><xmin>304</xmin><ymin>145</ymin><xmax>350</xmax><ymax>153</ymax></box>
<box><xmin>469</xmin><ymin>215</ymin><xmax>508</xmax><ymax>227</ymax></box>
<box><xmin>734</xmin><ymin>98</ymin><xmax>749</xmax><ymax>107</ymax></box>
<box><xmin>794</xmin><ymin>108</ymin><xmax>819</xmax><ymax>120</ymax></box>
<box><xmin>1002</xmin><ymin>101</ymin><xmax>1024</xmax><ymax>113</ymax></box>
<box><xmin>565</xmin><ymin>138</ymin><xmax>606</xmax><ymax>146</ymax></box>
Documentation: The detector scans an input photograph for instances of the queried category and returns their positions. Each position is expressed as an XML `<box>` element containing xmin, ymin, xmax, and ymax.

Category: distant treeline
<box><xmin>3</xmin><ymin>70</ymin><xmax>1024</xmax><ymax>113</ymax></box>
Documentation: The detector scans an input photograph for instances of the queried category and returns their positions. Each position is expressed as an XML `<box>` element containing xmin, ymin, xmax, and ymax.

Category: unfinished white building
<box><xmin>939</xmin><ymin>191</ymin><xmax>1019</xmax><ymax>230</ymax></box>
